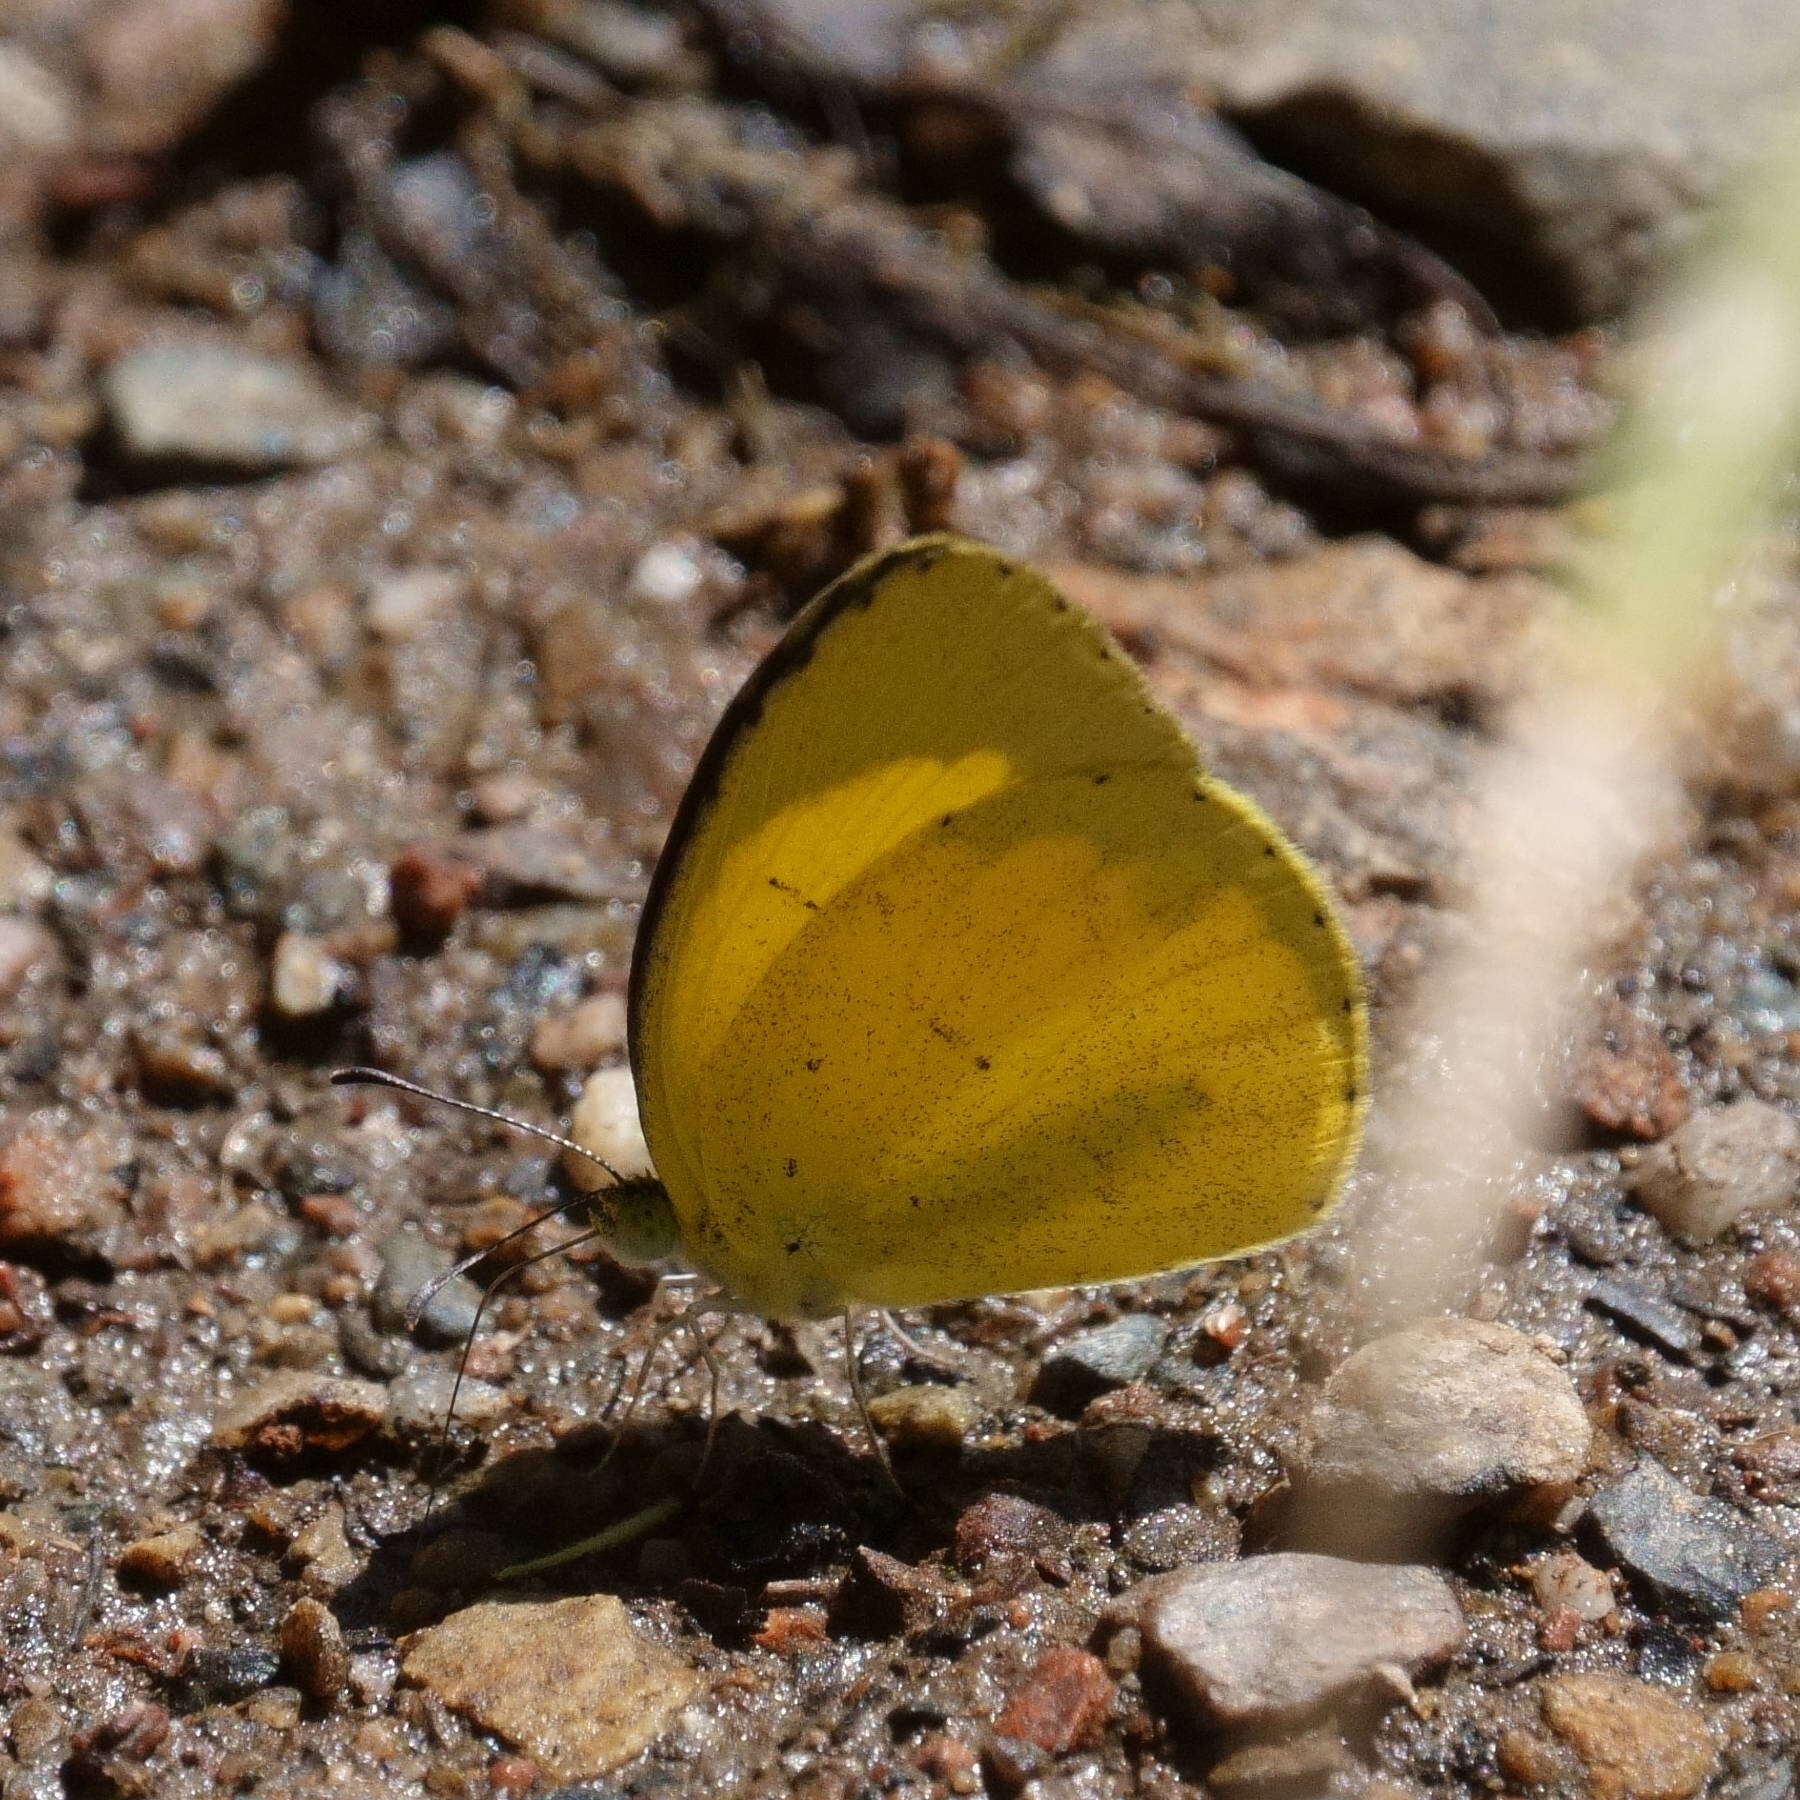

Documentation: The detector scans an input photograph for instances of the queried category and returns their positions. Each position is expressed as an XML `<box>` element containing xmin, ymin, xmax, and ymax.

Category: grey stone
<box><xmin>1631</xmin><ymin>1099</ymin><xmax>1800</xmax><ymax>1240</ymax></box>
<box><xmin>385</xmin><ymin>1368</ymin><xmax>509</xmax><ymax>1436</ymax></box>
<box><xmin>1303</xmin><ymin>1317</ymin><xmax>1591</xmax><ymax>1506</ymax></box>
<box><xmin>102</xmin><ymin>341</ymin><xmax>374</xmax><ymax>472</ymax></box>
<box><xmin>1200</xmin><ymin>0</ymin><xmax>1800</xmax><ymax>319</ymax></box>
<box><xmin>375</xmin><ymin>1229</ymin><xmax>484</xmax><ymax>1348</ymax></box>
<box><xmin>1107</xmin><ymin>1553</ymin><xmax>1464</xmax><ymax>1728</ymax></box>
<box><xmin>717</xmin><ymin>0</ymin><xmax>1800</xmax><ymax>321</ymax></box>
<box><xmin>1032</xmin><ymin>1314</ymin><xmax>1168</xmax><ymax>1416</ymax></box>
<box><xmin>1586</xmin><ymin>1456</ymin><xmax>1788</xmax><ymax>1619</ymax></box>
<box><xmin>1584</xmin><ymin>1275</ymin><xmax>1703</xmax><ymax>1362</ymax></box>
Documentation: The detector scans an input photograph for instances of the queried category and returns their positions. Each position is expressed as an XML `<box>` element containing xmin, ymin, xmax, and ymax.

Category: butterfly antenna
<box><xmin>404</xmin><ymin>1192</ymin><xmax>591</xmax><ymax>1333</ymax></box>
<box><xmin>330</xmin><ymin>1066</ymin><xmax>628</xmax><ymax>1185</ymax></box>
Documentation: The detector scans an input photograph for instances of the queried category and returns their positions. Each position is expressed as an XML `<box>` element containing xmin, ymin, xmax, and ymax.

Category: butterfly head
<box><xmin>590</xmin><ymin>1175</ymin><xmax>682</xmax><ymax>1267</ymax></box>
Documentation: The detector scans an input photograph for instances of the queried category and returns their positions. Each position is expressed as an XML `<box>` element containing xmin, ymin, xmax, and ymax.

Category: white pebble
<box><xmin>1528</xmin><ymin>1550</ymin><xmax>1615</xmax><ymax>1622</ymax></box>
<box><xmin>565</xmin><ymin>1064</ymin><xmax>652</xmax><ymax>1189</ymax></box>
<box><xmin>365</xmin><ymin>567</ymin><xmax>465</xmax><ymax>640</ymax></box>
<box><xmin>628</xmin><ymin>541</ymin><xmax>703</xmax><ymax>605</ymax></box>
<box><xmin>269</xmin><ymin>931</ymin><xmax>343</xmax><ymax>1018</ymax></box>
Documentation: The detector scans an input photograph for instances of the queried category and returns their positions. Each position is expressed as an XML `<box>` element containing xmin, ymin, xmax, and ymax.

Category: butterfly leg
<box><xmin>875</xmin><ymin>1308</ymin><xmax>965</xmax><ymax>1375</ymax></box>
<box><xmin>591</xmin><ymin>1277</ymin><xmax>710</xmax><ymax>1478</ymax></box>
<box><xmin>842</xmin><ymin>1307</ymin><xmax>905</xmax><ymax>1497</ymax></box>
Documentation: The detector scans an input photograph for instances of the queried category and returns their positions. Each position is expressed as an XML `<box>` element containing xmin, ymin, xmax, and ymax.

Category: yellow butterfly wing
<box><xmin>628</xmin><ymin>537</ymin><xmax>1366</xmax><ymax>1317</ymax></box>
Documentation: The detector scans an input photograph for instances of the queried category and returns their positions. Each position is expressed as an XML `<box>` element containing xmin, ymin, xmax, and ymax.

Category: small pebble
<box><xmin>628</xmin><ymin>540</ymin><xmax>705</xmax><ymax>604</ymax></box>
<box><xmin>953</xmin><ymin>1492</ymin><xmax>1073</xmax><ymax>1578</ymax></box>
<box><xmin>1031</xmin><ymin>1314</ymin><xmax>1167</xmax><ymax>1416</ymax></box>
<box><xmin>1528</xmin><ymin>1549</ymin><xmax>1615</xmax><ymax>1622</ymax></box>
<box><xmin>118</xmin><ymin>1524</ymin><xmax>204</xmax><ymax>1589</ymax></box>
<box><xmin>269</xmin><ymin>931</ymin><xmax>344</xmax><ymax>1018</ymax></box>
<box><xmin>0</xmin><ymin>916</ymin><xmax>50</xmax><ymax>998</ymax></box>
<box><xmin>1587</xmin><ymin>1455</ymin><xmax>1787</xmax><ymax>1619</ymax></box>
<box><xmin>389</xmin><ymin>845</ymin><xmax>482</xmax><ymax>940</ymax></box>
<box><xmin>1586</xmin><ymin>1275</ymin><xmax>1703</xmax><ymax>1361</ymax></box>
<box><xmin>298</xmin><ymin>1192</ymin><xmax>360</xmax><ymax>1237</ymax></box>
<box><xmin>908</xmin><ymin>1731</ymin><xmax>982</xmax><ymax>1793</ymax></box>
<box><xmin>8</xmin><ymin>1694</ymin><xmax>63</xmax><ymax>1761</ymax></box>
<box><xmin>386</xmin><ymin>1368</ymin><xmax>509</xmax><ymax>1435</ymax></box>
<box><xmin>751</xmin><ymin>1605</ymin><xmax>829</xmax><ymax>1652</ymax></box>
<box><xmin>831</xmin><ymin>1546</ymin><xmax>969</xmax><ymax>1637</ymax></box>
<box><xmin>1631</xmin><ymin>1099</ymin><xmax>1800</xmax><ymax>1240</ymax></box>
<box><xmin>365</xmin><ymin>567</ymin><xmax>465</xmax><ymax>640</ymax></box>
<box><xmin>1744</xmin><ymin>1247</ymin><xmax>1800</xmax><ymax>1315</ymax></box>
<box><xmin>194</xmin><ymin>1199</ymin><xmax>284</xmax><ymax>1269</ymax></box>
<box><xmin>1103</xmin><ymin>1552</ymin><xmax>1464</xmax><ymax>1729</ymax></box>
<box><xmin>1740</xmin><ymin>1587</ymin><xmax>1793</xmax><ymax>1631</ymax></box>
<box><xmin>400</xmin><ymin>1595</ymin><xmax>699</xmax><ymax>1781</ymax></box>
<box><xmin>865</xmin><ymin>1383</ymin><xmax>979</xmax><ymax>1452</ymax></box>
<box><xmin>102</xmin><ymin>341</ymin><xmax>373</xmax><ymax>471</ymax></box>
<box><xmin>1302</xmin><ymin>1317</ymin><xmax>1590</xmax><ymax>1515</ymax></box>
<box><xmin>0</xmin><ymin>1118</ymin><xmax>123</xmax><ymax>1254</ymax></box>
<box><xmin>1573</xmin><ymin>1001</ymin><xmax>1689</xmax><ymax>1140</ymax></box>
<box><xmin>1702</xmin><ymin>1649</ymin><xmax>1762</xmax><ymax>1692</ymax></box>
<box><xmin>565</xmin><ymin>1065</ymin><xmax>652</xmax><ymax>1189</ymax></box>
<box><xmin>134</xmin><ymin>1026</ymin><xmax>235</xmax><ymax>1102</ymax></box>
<box><xmin>991</xmin><ymin>1648</ymin><xmax>1112</xmax><ymax>1754</ymax></box>
<box><xmin>211</xmin><ymin>1370</ymin><xmax>387</xmax><ymax>1462</ymax></box>
<box><xmin>455</xmin><ymin>823</ymin><xmax>626</xmax><ymax>903</ymax></box>
<box><xmin>530</xmin><ymin>991</ymin><xmax>629</xmax><ymax>1071</ymax></box>
<box><xmin>288</xmin><ymin>1504</ymin><xmax>362</xmax><ymax>1595</ymax></box>
<box><xmin>1540</xmin><ymin>1672</ymin><xmax>1719</xmax><ymax>1800</ymax></box>
<box><xmin>280</xmin><ymin>1596</ymin><xmax>349</xmax><ymax>1702</ymax></box>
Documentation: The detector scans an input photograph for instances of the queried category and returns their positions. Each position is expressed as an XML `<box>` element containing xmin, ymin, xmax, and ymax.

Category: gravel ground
<box><xmin>0</xmin><ymin>6</ymin><xmax>1795</xmax><ymax>1800</ymax></box>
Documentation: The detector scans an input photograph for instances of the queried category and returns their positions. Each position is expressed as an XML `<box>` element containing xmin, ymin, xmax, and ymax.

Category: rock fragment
<box><xmin>1585</xmin><ymin>1275</ymin><xmax>1703</xmax><ymax>1361</ymax></box>
<box><xmin>992</xmin><ymin>1648</ymin><xmax>1112</xmax><ymax>1755</ymax></box>
<box><xmin>1573</xmin><ymin>1001</ymin><xmax>1689</xmax><ymax>1140</ymax></box>
<box><xmin>118</xmin><ymin>1525</ymin><xmax>204</xmax><ymax>1589</ymax></box>
<box><xmin>865</xmin><ymin>1383</ymin><xmax>979</xmax><ymax>1452</ymax></box>
<box><xmin>101</xmin><ymin>341</ymin><xmax>373</xmax><ymax>472</ymax></box>
<box><xmin>1586</xmin><ymin>1456</ymin><xmax>1787</xmax><ymax>1618</ymax></box>
<box><xmin>529</xmin><ymin>992</ymin><xmax>628</xmax><ymax>1072</ymax></box>
<box><xmin>211</xmin><ymin>1370</ymin><xmax>387</xmax><ymax>1463</ymax></box>
<box><xmin>0</xmin><ymin>917</ymin><xmax>52</xmax><ymax>999</ymax></box>
<box><xmin>0</xmin><ymin>1117</ymin><xmax>126</xmax><ymax>1257</ymax></box>
<box><xmin>400</xmin><ymin>1594</ymin><xmax>699</xmax><ymax>1781</ymax></box>
<box><xmin>1301</xmin><ymin>1318</ymin><xmax>1590</xmax><ymax>1520</ymax></box>
<box><xmin>279</xmin><ymin>1597</ymin><xmax>349</xmax><ymax>1703</ymax></box>
<box><xmin>1631</xmin><ymin>1099</ymin><xmax>1800</xmax><ymax>1240</ymax></box>
<box><xmin>1540</xmin><ymin>1673</ymin><xmax>1718</xmax><ymax>1800</ymax></box>
<box><xmin>1031</xmin><ymin>1314</ymin><xmax>1167</xmax><ymax>1416</ymax></box>
<box><xmin>1105</xmin><ymin>1553</ymin><xmax>1464</xmax><ymax>1729</ymax></box>
<box><xmin>389</xmin><ymin>844</ymin><xmax>482</xmax><ymax>941</ymax></box>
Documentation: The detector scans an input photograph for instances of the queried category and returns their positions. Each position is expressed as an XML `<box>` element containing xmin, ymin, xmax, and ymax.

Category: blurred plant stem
<box><xmin>1346</xmin><ymin>110</ymin><xmax>1800</xmax><ymax>1337</ymax></box>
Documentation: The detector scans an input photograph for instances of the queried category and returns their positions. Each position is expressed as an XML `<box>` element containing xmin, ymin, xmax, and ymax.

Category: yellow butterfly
<box><xmin>627</xmin><ymin>535</ymin><xmax>1365</xmax><ymax>1315</ymax></box>
<box><xmin>343</xmin><ymin>535</ymin><xmax>1364</xmax><ymax>1522</ymax></box>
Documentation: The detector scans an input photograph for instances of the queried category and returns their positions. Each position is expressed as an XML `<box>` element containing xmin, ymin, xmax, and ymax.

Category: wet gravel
<box><xmin>0</xmin><ymin>6</ymin><xmax>1794</xmax><ymax>1800</ymax></box>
